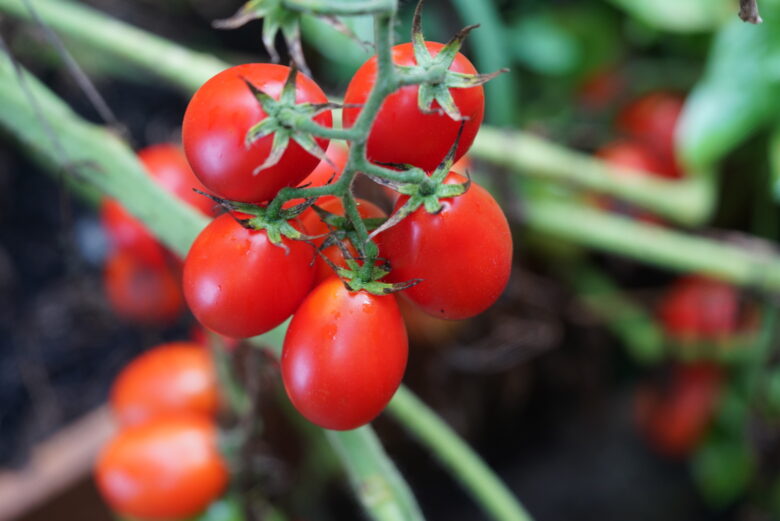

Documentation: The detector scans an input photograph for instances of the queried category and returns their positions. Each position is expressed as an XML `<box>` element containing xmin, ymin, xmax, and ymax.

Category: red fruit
<box><xmin>617</xmin><ymin>92</ymin><xmax>684</xmax><ymax>174</ymax></box>
<box><xmin>299</xmin><ymin>142</ymin><xmax>349</xmax><ymax>189</ymax></box>
<box><xmin>596</xmin><ymin>140</ymin><xmax>678</xmax><ymax>180</ymax></box>
<box><xmin>659</xmin><ymin>276</ymin><xmax>740</xmax><ymax>342</ymax></box>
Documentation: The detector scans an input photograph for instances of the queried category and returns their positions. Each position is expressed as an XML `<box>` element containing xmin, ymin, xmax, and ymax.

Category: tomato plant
<box><xmin>658</xmin><ymin>276</ymin><xmax>741</xmax><ymax>343</ymax></box>
<box><xmin>182</xmin><ymin>63</ymin><xmax>332</xmax><ymax>203</ymax></box>
<box><xmin>376</xmin><ymin>172</ymin><xmax>512</xmax><ymax>320</ymax></box>
<box><xmin>281</xmin><ymin>277</ymin><xmax>408</xmax><ymax>430</ymax></box>
<box><xmin>343</xmin><ymin>41</ymin><xmax>484</xmax><ymax>172</ymax></box>
<box><xmin>183</xmin><ymin>213</ymin><xmax>315</xmax><ymax>338</ymax></box>
<box><xmin>95</xmin><ymin>415</ymin><xmax>228</xmax><ymax>520</ymax></box>
<box><xmin>111</xmin><ymin>342</ymin><xmax>218</xmax><ymax>426</ymax></box>
<box><xmin>104</xmin><ymin>249</ymin><xmax>183</xmax><ymax>325</ymax></box>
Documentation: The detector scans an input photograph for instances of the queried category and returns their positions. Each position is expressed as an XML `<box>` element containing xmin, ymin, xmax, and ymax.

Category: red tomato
<box><xmin>397</xmin><ymin>292</ymin><xmax>463</xmax><ymax>347</ymax></box>
<box><xmin>617</xmin><ymin>92</ymin><xmax>684</xmax><ymax>174</ymax></box>
<box><xmin>282</xmin><ymin>278</ymin><xmax>408</xmax><ymax>430</ymax></box>
<box><xmin>376</xmin><ymin>173</ymin><xmax>512</xmax><ymax>320</ymax></box>
<box><xmin>635</xmin><ymin>364</ymin><xmax>722</xmax><ymax>458</ymax></box>
<box><xmin>104</xmin><ymin>250</ymin><xmax>183</xmax><ymax>325</ymax></box>
<box><xmin>343</xmin><ymin>42</ymin><xmax>484</xmax><ymax>172</ymax></box>
<box><xmin>183</xmin><ymin>213</ymin><xmax>315</xmax><ymax>338</ymax></box>
<box><xmin>302</xmin><ymin>197</ymin><xmax>387</xmax><ymax>284</ymax></box>
<box><xmin>299</xmin><ymin>141</ymin><xmax>349</xmax><ymax>189</ymax></box>
<box><xmin>111</xmin><ymin>342</ymin><xmax>218</xmax><ymax>427</ymax></box>
<box><xmin>95</xmin><ymin>415</ymin><xmax>228</xmax><ymax>520</ymax></box>
<box><xmin>596</xmin><ymin>140</ymin><xmax>677</xmax><ymax>180</ymax></box>
<box><xmin>101</xmin><ymin>144</ymin><xmax>215</xmax><ymax>265</ymax></box>
<box><xmin>182</xmin><ymin>63</ymin><xmax>332</xmax><ymax>203</ymax></box>
<box><xmin>659</xmin><ymin>276</ymin><xmax>740</xmax><ymax>342</ymax></box>
<box><xmin>577</xmin><ymin>68</ymin><xmax>625</xmax><ymax>110</ymax></box>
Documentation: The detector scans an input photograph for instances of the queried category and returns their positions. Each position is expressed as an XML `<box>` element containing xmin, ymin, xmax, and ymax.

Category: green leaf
<box><xmin>606</xmin><ymin>0</ymin><xmax>733</xmax><ymax>32</ymax></box>
<box><xmin>769</xmin><ymin>126</ymin><xmax>780</xmax><ymax>203</ymax></box>
<box><xmin>185</xmin><ymin>496</ymin><xmax>245</xmax><ymax>521</ymax></box>
<box><xmin>508</xmin><ymin>14</ymin><xmax>580</xmax><ymax>76</ymax></box>
<box><xmin>692</xmin><ymin>434</ymin><xmax>755</xmax><ymax>508</ymax></box>
<box><xmin>678</xmin><ymin>15</ymin><xmax>780</xmax><ymax>170</ymax></box>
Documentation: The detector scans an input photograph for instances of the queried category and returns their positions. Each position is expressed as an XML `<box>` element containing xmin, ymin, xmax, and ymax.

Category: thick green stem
<box><xmin>386</xmin><ymin>387</ymin><xmax>534</xmax><ymax>521</ymax></box>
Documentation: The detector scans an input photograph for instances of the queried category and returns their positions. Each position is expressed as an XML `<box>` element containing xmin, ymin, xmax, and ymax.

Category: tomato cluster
<box><xmin>177</xmin><ymin>33</ymin><xmax>511</xmax><ymax>429</ymax></box>
<box><xmin>96</xmin><ymin>342</ymin><xmax>227</xmax><ymax>520</ymax></box>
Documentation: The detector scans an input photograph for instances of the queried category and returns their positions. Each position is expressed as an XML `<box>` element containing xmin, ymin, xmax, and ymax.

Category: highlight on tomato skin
<box><xmin>182</xmin><ymin>212</ymin><xmax>316</xmax><ymax>339</ymax></box>
<box><xmin>182</xmin><ymin>63</ymin><xmax>332</xmax><ymax>203</ymax></box>
<box><xmin>376</xmin><ymin>172</ymin><xmax>513</xmax><ymax>321</ymax></box>
<box><xmin>281</xmin><ymin>277</ymin><xmax>408</xmax><ymax>430</ymax></box>
<box><xmin>95</xmin><ymin>415</ymin><xmax>228</xmax><ymax>521</ymax></box>
<box><xmin>343</xmin><ymin>41</ymin><xmax>484</xmax><ymax>172</ymax></box>
<box><xmin>103</xmin><ymin>249</ymin><xmax>183</xmax><ymax>325</ymax></box>
<box><xmin>110</xmin><ymin>342</ymin><xmax>218</xmax><ymax>427</ymax></box>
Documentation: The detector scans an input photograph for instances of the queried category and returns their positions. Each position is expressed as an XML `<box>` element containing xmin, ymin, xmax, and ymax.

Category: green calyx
<box><xmin>400</xmin><ymin>0</ymin><xmax>506</xmax><ymax>121</ymax></box>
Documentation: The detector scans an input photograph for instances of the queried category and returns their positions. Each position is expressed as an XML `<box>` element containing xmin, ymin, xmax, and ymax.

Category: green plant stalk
<box><xmin>385</xmin><ymin>387</ymin><xmax>533</xmax><ymax>521</ymax></box>
<box><xmin>0</xmin><ymin>0</ymin><xmax>712</xmax><ymax>225</ymax></box>
<box><xmin>283</xmin><ymin>0</ymin><xmax>395</xmax><ymax>15</ymax></box>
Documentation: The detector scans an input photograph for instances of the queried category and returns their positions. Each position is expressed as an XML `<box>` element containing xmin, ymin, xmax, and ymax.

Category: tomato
<box><xmin>104</xmin><ymin>250</ymin><xmax>183</xmax><ymax>325</ymax></box>
<box><xmin>190</xmin><ymin>325</ymin><xmax>241</xmax><ymax>351</ymax></box>
<box><xmin>101</xmin><ymin>144</ymin><xmax>215</xmax><ymax>265</ymax></box>
<box><xmin>111</xmin><ymin>342</ymin><xmax>218</xmax><ymax>427</ymax></box>
<box><xmin>596</xmin><ymin>140</ymin><xmax>676</xmax><ymax>180</ymax></box>
<box><xmin>376</xmin><ymin>172</ymin><xmax>512</xmax><ymax>320</ymax></box>
<box><xmin>301</xmin><ymin>197</ymin><xmax>387</xmax><ymax>284</ymax></box>
<box><xmin>183</xmin><ymin>63</ymin><xmax>332</xmax><ymax>203</ymax></box>
<box><xmin>183</xmin><ymin>213</ymin><xmax>315</xmax><ymax>338</ymax></box>
<box><xmin>343</xmin><ymin>42</ymin><xmax>484</xmax><ymax>172</ymax></box>
<box><xmin>635</xmin><ymin>364</ymin><xmax>722</xmax><ymax>458</ymax></box>
<box><xmin>281</xmin><ymin>277</ymin><xmax>408</xmax><ymax>430</ymax></box>
<box><xmin>95</xmin><ymin>415</ymin><xmax>228</xmax><ymax>520</ymax></box>
<box><xmin>617</xmin><ymin>92</ymin><xmax>684</xmax><ymax>175</ymax></box>
<box><xmin>577</xmin><ymin>68</ymin><xmax>624</xmax><ymax>110</ymax></box>
<box><xmin>659</xmin><ymin>276</ymin><xmax>740</xmax><ymax>342</ymax></box>
<box><xmin>397</xmin><ymin>292</ymin><xmax>463</xmax><ymax>347</ymax></box>
<box><xmin>298</xmin><ymin>141</ymin><xmax>349</xmax><ymax>189</ymax></box>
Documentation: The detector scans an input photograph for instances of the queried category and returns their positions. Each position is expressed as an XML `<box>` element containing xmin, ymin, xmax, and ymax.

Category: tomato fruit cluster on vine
<box><xmin>178</xmin><ymin>33</ymin><xmax>512</xmax><ymax>429</ymax></box>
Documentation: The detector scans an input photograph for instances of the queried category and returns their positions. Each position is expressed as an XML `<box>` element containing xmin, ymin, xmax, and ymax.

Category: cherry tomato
<box><xmin>397</xmin><ymin>292</ymin><xmax>463</xmax><ymax>347</ymax></box>
<box><xmin>101</xmin><ymin>144</ymin><xmax>215</xmax><ymax>265</ymax></box>
<box><xmin>635</xmin><ymin>364</ymin><xmax>722</xmax><ymax>458</ymax></box>
<box><xmin>183</xmin><ymin>213</ymin><xmax>315</xmax><ymax>338</ymax></box>
<box><xmin>376</xmin><ymin>172</ymin><xmax>512</xmax><ymax>320</ymax></box>
<box><xmin>617</xmin><ymin>91</ymin><xmax>684</xmax><ymax>174</ymax></box>
<box><xmin>111</xmin><ymin>342</ymin><xmax>218</xmax><ymax>427</ymax></box>
<box><xmin>95</xmin><ymin>415</ymin><xmax>228</xmax><ymax>520</ymax></box>
<box><xmin>596</xmin><ymin>140</ymin><xmax>676</xmax><ymax>180</ymax></box>
<box><xmin>658</xmin><ymin>276</ymin><xmax>740</xmax><ymax>342</ymax></box>
<box><xmin>302</xmin><ymin>197</ymin><xmax>387</xmax><ymax>284</ymax></box>
<box><xmin>577</xmin><ymin>68</ymin><xmax>625</xmax><ymax>110</ymax></box>
<box><xmin>183</xmin><ymin>63</ymin><xmax>332</xmax><ymax>203</ymax></box>
<box><xmin>343</xmin><ymin>42</ymin><xmax>484</xmax><ymax>172</ymax></box>
<box><xmin>104</xmin><ymin>250</ymin><xmax>183</xmax><ymax>325</ymax></box>
<box><xmin>282</xmin><ymin>278</ymin><xmax>408</xmax><ymax>430</ymax></box>
<box><xmin>298</xmin><ymin>141</ymin><xmax>349</xmax><ymax>189</ymax></box>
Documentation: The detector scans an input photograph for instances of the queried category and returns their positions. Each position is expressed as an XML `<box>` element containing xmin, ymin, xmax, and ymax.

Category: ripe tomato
<box><xmin>298</xmin><ymin>141</ymin><xmax>349</xmax><ymax>189</ymax></box>
<box><xmin>111</xmin><ymin>342</ymin><xmax>218</xmax><ymax>427</ymax></box>
<box><xmin>183</xmin><ymin>213</ymin><xmax>315</xmax><ymax>338</ymax></box>
<box><xmin>596</xmin><ymin>140</ymin><xmax>676</xmax><ymax>180</ymax></box>
<box><xmin>658</xmin><ymin>276</ymin><xmax>740</xmax><ymax>343</ymax></box>
<box><xmin>301</xmin><ymin>197</ymin><xmax>387</xmax><ymax>284</ymax></box>
<box><xmin>95</xmin><ymin>415</ymin><xmax>228</xmax><ymax>520</ymax></box>
<box><xmin>635</xmin><ymin>364</ymin><xmax>722</xmax><ymax>458</ymax></box>
<box><xmin>343</xmin><ymin>42</ymin><xmax>484</xmax><ymax>172</ymax></box>
<box><xmin>101</xmin><ymin>144</ymin><xmax>215</xmax><ymax>265</ymax></box>
<box><xmin>617</xmin><ymin>92</ymin><xmax>684</xmax><ymax>174</ymax></box>
<box><xmin>104</xmin><ymin>250</ymin><xmax>183</xmax><ymax>325</ymax></box>
<box><xmin>281</xmin><ymin>278</ymin><xmax>408</xmax><ymax>430</ymax></box>
<box><xmin>376</xmin><ymin>172</ymin><xmax>512</xmax><ymax>320</ymax></box>
<box><xmin>183</xmin><ymin>63</ymin><xmax>332</xmax><ymax>203</ymax></box>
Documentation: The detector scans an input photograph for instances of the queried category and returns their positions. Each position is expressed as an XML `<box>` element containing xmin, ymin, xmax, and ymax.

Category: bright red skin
<box><xmin>183</xmin><ymin>64</ymin><xmax>332</xmax><ymax>203</ymax></box>
<box><xmin>282</xmin><ymin>278</ymin><xmax>408</xmax><ymax>430</ymax></box>
<box><xmin>299</xmin><ymin>141</ymin><xmax>349</xmax><ymax>189</ymax></box>
<box><xmin>343</xmin><ymin>42</ymin><xmax>484</xmax><ymax>172</ymax></box>
<box><xmin>302</xmin><ymin>198</ymin><xmax>387</xmax><ymax>284</ymax></box>
<box><xmin>659</xmin><ymin>276</ymin><xmax>739</xmax><ymax>342</ymax></box>
<box><xmin>183</xmin><ymin>213</ymin><xmax>315</xmax><ymax>338</ymax></box>
<box><xmin>104</xmin><ymin>250</ymin><xmax>183</xmax><ymax>325</ymax></box>
<box><xmin>376</xmin><ymin>173</ymin><xmax>512</xmax><ymax>320</ymax></box>
<box><xmin>111</xmin><ymin>342</ymin><xmax>218</xmax><ymax>427</ymax></box>
<box><xmin>95</xmin><ymin>415</ymin><xmax>228</xmax><ymax>520</ymax></box>
<box><xmin>101</xmin><ymin>145</ymin><xmax>215</xmax><ymax>265</ymax></box>
<box><xmin>635</xmin><ymin>364</ymin><xmax>722</xmax><ymax>458</ymax></box>
<box><xmin>617</xmin><ymin>92</ymin><xmax>684</xmax><ymax>175</ymax></box>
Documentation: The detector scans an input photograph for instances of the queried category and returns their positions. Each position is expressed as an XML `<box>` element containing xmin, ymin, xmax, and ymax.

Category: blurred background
<box><xmin>1</xmin><ymin>0</ymin><xmax>780</xmax><ymax>520</ymax></box>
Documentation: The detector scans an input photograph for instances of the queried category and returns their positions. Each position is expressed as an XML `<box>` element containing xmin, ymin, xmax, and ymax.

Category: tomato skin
<box><xmin>617</xmin><ymin>92</ymin><xmax>684</xmax><ymax>175</ymax></box>
<box><xmin>302</xmin><ymin>198</ymin><xmax>387</xmax><ymax>284</ymax></box>
<box><xmin>183</xmin><ymin>213</ymin><xmax>315</xmax><ymax>338</ymax></box>
<box><xmin>343</xmin><ymin>42</ymin><xmax>484</xmax><ymax>172</ymax></box>
<box><xmin>596</xmin><ymin>140</ymin><xmax>677</xmax><ymax>180</ymax></box>
<box><xmin>95</xmin><ymin>415</ymin><xmax>228</xmax><ymax>520</ymax></box>
<box><xmin>183</xmin><ymin>64</ymin><xmax>332</xmax><ymax>203</ymax></box>
<box><xmin>659</xmin><ymin>276</ymin><xmax>739</xmax><ymax>342</ymax></box>
<box><xmin>104</xmin><ymin>250</ymin><xmax>183</xmax><ymax>325</ymax></box>
<box><xmin>299</xmin><ymin>142</ymin><xmax>349</xmax><ymax>189</ymax></box>
<box><xmin>281</xmin><ymin>278</ymin><xmax>408</xmax><ymax>430</ymax></box>
<box><xmin>376</xmin><ymin>173</ymin><xmax>512</xmax><ymax>320</ymax></box>
<box><xmin>111</xmin><ymin>342</ymin><xmax>218</xmax><ymax>427</ymax></box>
<box><xmin>635</xmin><ymin>364</ymin><xmax>722</xmax><ymax>458</ymax></box>
<box><xmin>100</xmin><ymin>199</ymin><xmax>167</xmax><ymax>267</ymax></box>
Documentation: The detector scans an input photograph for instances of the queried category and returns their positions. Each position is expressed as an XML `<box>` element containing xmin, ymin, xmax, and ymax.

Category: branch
<box><xmin>739</xmin><ymin>0</ymin><xmax>763</xmax><ymax>24</ymax></box>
